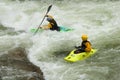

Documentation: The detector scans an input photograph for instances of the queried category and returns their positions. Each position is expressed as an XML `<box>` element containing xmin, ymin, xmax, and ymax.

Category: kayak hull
<box><xmin>59</xmin><ymin>26</ymin><xmax>73</xmax><ymax>32</ymax></box>
<box><xmin>30</xmin><ymin>26</ymin><xmax>73</xmax><ymax>33</ymax></box>
<box><xmin>64</xmin><ymin>49</ymin><xmax>97</xmax><ymax>62</ymax></box>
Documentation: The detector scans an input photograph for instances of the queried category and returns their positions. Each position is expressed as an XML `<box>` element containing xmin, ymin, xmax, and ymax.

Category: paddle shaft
<box><xmin>34</xmin><ymin>5</ymin><xmax>52</xmax><ymax>35</ymax></box>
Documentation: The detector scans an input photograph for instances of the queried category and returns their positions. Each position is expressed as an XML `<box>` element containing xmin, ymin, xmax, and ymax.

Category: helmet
<box><xmin>47</xmin><ymin>17</ymin><xmax>52</xmax><ymax>22</ymax></box>
<box><xmin>81</xmin><ymin>34</ymin><xmax>88</xmax><ymax>41</ymax></box>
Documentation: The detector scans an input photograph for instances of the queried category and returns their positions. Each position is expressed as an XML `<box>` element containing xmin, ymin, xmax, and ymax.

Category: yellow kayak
<box><xmin>64</xmin><ymin>49</ymin><xmax>97</xmax><ymax>62</ymax></box>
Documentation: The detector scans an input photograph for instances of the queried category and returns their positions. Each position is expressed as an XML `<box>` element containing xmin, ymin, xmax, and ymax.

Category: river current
<box><xmin>0</xmin><ymin>0</ymin><xmax>120</xmax><ymax>80</ymax></box>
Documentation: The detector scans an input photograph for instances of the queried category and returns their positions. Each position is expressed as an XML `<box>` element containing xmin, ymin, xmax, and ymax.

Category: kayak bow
<box><xmin>64</xmin><ymin>49</ymin><xmax>97</xmax><ymax>62</ymax></box>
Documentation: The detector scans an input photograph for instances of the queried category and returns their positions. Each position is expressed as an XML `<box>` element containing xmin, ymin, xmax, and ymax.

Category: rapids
<box><xmin>0</xmin><ymin>0</ymin><xmax>120</xmax><ymax>80</ymax></box>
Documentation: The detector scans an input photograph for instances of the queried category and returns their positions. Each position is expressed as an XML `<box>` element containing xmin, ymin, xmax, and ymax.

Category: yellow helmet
<box><xmin>81</xmin><ymin>34</ymin><xmax>88</xmax><ymax>41</ymax></box>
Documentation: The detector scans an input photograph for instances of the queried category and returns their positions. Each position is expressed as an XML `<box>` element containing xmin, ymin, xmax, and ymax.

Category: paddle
<box><xmin>34</xmin><ymin>4</ymin><xmax>52</xmax><ymax>35</ymax></box>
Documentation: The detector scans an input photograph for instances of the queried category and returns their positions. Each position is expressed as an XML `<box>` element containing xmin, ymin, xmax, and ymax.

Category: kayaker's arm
<box><xmin>46</xmin><ymin>14</ymin><xmax>54</xmax><ymax>19</ymax></box>
<box><xmin>41</xmin><ymin>23</ymin><xmax>52</xmax><ymax>29</ymax></box>
<box><xmin>75</xmin><ymin>46</ymin><xmax>81</xmax><ymax>49</ymax></box>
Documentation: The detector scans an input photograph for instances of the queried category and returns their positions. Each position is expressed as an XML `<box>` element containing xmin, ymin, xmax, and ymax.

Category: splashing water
<box><xmin>0</xmin><ymin>0</ymin><xmax>120</xmax><ymax>80</ymax></box>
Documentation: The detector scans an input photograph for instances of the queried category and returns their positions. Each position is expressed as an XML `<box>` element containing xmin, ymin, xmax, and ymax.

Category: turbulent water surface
<box><xmin>0</xmin><ymin>0</ymin><xmax>120</xmax><ymax>80</ymax></box>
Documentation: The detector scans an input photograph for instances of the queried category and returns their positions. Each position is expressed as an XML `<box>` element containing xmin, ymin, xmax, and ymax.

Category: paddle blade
<box><xmin>47</xmin><ymin>5</ymin><xmax>52</xmax><ymax>13</ymax></box>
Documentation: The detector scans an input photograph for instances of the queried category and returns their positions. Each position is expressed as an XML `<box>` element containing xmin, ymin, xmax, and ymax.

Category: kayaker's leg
<box><xmin>74</xmin><ymin>48</ymin><xmax>85</xmax><ymax>54</ymax></box>
<box><xmin>74</xmin><ymin>49</ymin><xmax>81</xmax><ymax>54</ymax></box>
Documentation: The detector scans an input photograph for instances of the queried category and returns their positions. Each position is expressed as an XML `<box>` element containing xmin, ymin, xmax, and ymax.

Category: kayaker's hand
<box><xmin>75</xmin><ymin>46</ymin><xmax>81</xmax><ymax>49</ymax></box>
<box><xmin>45</xmin><ymin>15</ymin><xmax>48</xmax><ymax>17</ymax></box>
<box><xmin>39</xmin><ymin>27</ymin><xmax>42</xmax><ymax>29</ymax></box>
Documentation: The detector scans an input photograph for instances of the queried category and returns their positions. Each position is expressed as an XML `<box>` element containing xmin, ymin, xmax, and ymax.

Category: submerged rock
<box><xmin>0</xmin><ymin>47</ymin><xmax>45</xmax><ymax>80</ymax></box>
<box><xmin>0</xmin><ymin>24</ymin><xmax>25</xmax><ymax>36</ymax></box>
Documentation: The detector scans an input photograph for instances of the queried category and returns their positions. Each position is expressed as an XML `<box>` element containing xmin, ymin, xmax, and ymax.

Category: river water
<box><xmin>0</xmin><ymin>0</ymin><xmax>120</xmax><ymax>80</ymax></box>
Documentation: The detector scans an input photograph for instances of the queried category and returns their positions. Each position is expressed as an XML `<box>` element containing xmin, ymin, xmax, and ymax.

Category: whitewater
<box><xmin>0</xmin><ymin>0</ymin><xmax>120</xmax><ymax>80</ymax></box>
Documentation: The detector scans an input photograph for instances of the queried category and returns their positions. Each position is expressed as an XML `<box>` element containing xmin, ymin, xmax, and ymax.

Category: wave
<box><xmin>0</xmin><ymin>0</ymin><xmax>120</xmax><ymax>80</ymax></box>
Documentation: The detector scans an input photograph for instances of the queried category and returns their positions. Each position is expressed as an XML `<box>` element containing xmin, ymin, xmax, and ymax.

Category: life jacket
<box><xmin>81</xmin><ymin>40</ymin><xmax>91</xmax><ymax>51</ymax></box>
<box><xmin>49</xmin><ymin>19</ymin><xmax>60</xmax><ymax>31</ymax></box>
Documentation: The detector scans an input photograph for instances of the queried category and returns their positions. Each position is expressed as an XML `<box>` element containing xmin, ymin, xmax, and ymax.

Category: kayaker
<box><xmin>41</xmin><ymin>14</ymin><xmax>60</xmax><ymax>31</ymax></box>
<box><xmin>75</xmin><ymin>34</ymin><xmax>92</xmax><ymax>53</ymax></box>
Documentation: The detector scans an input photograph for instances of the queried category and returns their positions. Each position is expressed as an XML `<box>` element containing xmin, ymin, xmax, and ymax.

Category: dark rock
<box><xmin>0</xmin><ymin>47</ymin><xmax>45</xmax><ymax>80</ymax></box>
